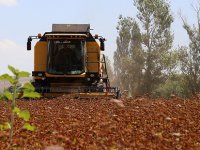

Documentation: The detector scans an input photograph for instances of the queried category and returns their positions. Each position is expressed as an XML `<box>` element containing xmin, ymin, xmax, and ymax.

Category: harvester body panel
<box><xmin>34</xmin><ymin>41</ymin><xmax>47</xmax><ymax>72</ymax></box>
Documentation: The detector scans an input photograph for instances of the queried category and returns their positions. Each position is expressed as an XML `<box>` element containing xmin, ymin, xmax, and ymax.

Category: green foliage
<box><xmin>18</xmin><ymin>71</ymin><xmax>30</xmax><ymax>78</ymax></box>
<box><xmin>23</xmin><ymin>90</ymin><xmax>40</xmax><ymax>98</ymax></box>
<box><xmin>154</xmin><ymin>75</ymin><xmax>188</xmax><ymax>98</ymax></box>
<box><xmin>8</xmin><ymin>65</ymin><xmax>19</xmax><ymax>75</ymax></box>
<box><xmin>0</xmin><ymin>93</ymin><xmax>4</xmax><ymax>101</ymax></box>
<box><xmin>21</xmin><ymin>82</ymin><xmax>40</xmax><ymax>98</ymax></box>
<box><xmin>23</xmin><ymin>123</ymin><xmax>36</xmax><ymax>131</ymax></box>
<box><xmin>4</xmin><ymin>90</ymin><xmax>13</xmax><ymax>100</ymax></box>
<box><xmin>133</xmin><ymin>0</ymin><xmax>174</xmax><ymax>94</ymax></box>
<box><xmin>0</xmin><ymin>74</ymin><xmax>18</xmax><ymax>84</ymax></box>
<box><xmin>0</xmin><ymin>122</ymin><xmax>11</xmax><ymax>131</ymax></box>
<box><xmin>22</xmin><ymin>82</ymin><xmax>35</xmax><ymax>91</ymax></box>
<box><xmin>18</xmin><ymin>110</ymin><xmax>30</xmax><ymax>122</ymax></box>
<box><xmin>12</xmin><ymin>107</ymin><xmax>21</xmax><ymax>113</ymax></box>
<box><xmin>0</xmin><ymin>65</ymin><xmax>39</xmax><ymax>148</ymax></box>
<box><xmin>179</xmin><ymin>7</ymin><xmax>200</xmax><ymax>95</ymax></box>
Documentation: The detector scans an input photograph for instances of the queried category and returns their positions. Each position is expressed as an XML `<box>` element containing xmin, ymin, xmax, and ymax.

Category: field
<box><xmin>0</xmin><ymin>96</ymin><xmax>200</xmax><ymax>149</ymax></box>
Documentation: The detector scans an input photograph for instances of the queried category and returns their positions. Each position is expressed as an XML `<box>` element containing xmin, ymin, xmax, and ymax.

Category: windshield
<box><xmin>47</xmin><ymin>40</ymin><xmax>85</xmax><ymax>75</ymax></box>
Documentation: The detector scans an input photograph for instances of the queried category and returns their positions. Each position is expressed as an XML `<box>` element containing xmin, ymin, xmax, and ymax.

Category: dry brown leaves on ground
<box><xmin>0</xmin><ymin>96</ymin><xmax>200</xmax><ymax>149</ymax></box>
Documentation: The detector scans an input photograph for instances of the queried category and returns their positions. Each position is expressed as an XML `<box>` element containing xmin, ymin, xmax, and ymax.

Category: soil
<box><xmin>0</xmin><ymin>96</ymin><xmax>200</xmax><ymax>149</ymax></box>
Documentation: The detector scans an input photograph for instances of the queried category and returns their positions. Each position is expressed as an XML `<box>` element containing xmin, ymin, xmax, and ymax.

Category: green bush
<box><xmin>153</xmin><ymin>74</ymin><xmax>190</xmax><ymax>98</ymax></box>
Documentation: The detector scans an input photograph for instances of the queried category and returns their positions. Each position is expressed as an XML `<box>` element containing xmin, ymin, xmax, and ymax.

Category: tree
<box><xmin>179</xmin><ymin>4</ymin><xmax>200</xmax><ymax>95</ymax></box>
<box><xmin>133</xmin><ymin>0</ymin><xmax>174</xmax><ymax>94</ymax></box>
<box><xmin>114</xmin><ymin>0</ymin><xmax>174</xmax><ymax>97</ymax></box>
<box><xmin>129</xmin><ymin>19</ymin><xmax>144</xmax><ymax>96</ymax></box>
<box><xmin>114</xmin><ymin>15</ymin><xmax>134</xmax><ymax>91</ymax></box>
<box><xmin>114</xmin><ymin>15</ymin><xmax>143</xmax><ymax>96</ymax></box>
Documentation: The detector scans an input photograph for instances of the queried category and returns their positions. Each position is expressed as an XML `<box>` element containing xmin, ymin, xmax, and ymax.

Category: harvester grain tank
<box><xmin>27</xmin><ymin>24</ymin><xmax>120</xmax><ymax>98</ymax></box>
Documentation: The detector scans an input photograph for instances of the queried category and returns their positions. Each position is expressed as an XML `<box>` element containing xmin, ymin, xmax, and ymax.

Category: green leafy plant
<box><xmin>0</xmin><ymin>65</ymin><xmax>40</xmax><ymax>148</ymax></box>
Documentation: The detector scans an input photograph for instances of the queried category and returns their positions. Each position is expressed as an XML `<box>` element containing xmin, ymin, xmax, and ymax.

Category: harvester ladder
<box><xmin>101</xmin><ymin>54</ymin><xmax>110</xmax><ymax>88</ymax></box>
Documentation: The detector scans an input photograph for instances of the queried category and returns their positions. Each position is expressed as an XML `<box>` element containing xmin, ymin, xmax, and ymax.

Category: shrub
<box><xmin>0</xmin><ymin>65</ymin><xmax>40</xmax><ymax>148</ymax></box>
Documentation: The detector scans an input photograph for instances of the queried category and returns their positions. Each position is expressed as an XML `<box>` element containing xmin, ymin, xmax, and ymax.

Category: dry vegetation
<box><xmin>0</xmin><ymin>96</ymin><xmax>200</xmax><ymax>149</ymax></box>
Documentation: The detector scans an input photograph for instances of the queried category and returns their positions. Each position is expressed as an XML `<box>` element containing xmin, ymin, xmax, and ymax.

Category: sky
<box><xmin>0</xmin><ymin>0</ymin><xmax>198</xmax><ymax>74</ymax></box>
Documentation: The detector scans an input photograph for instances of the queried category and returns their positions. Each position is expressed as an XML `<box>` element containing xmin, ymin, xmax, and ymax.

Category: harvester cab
<box><xmin>27</xmin><ymin>24</ymin><xmax>120</xmax><ymax>98</ymax></box>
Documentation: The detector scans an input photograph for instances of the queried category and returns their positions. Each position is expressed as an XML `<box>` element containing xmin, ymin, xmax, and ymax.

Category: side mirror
<box><xmin>99</xmin><ymin>38</ymin><xmax>105</xmax><ymax>51</ymax></box>
<box><xmin>27</xmin><ymin>37</ymin><xmax>32</xmax><ymax>50</ymax></box>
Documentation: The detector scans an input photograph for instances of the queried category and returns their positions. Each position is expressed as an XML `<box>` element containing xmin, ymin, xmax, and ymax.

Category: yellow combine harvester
<box><xmin>27</xmin><ymin>24</ymin><xmax>120</xmax><ymax>98</ymax></box>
